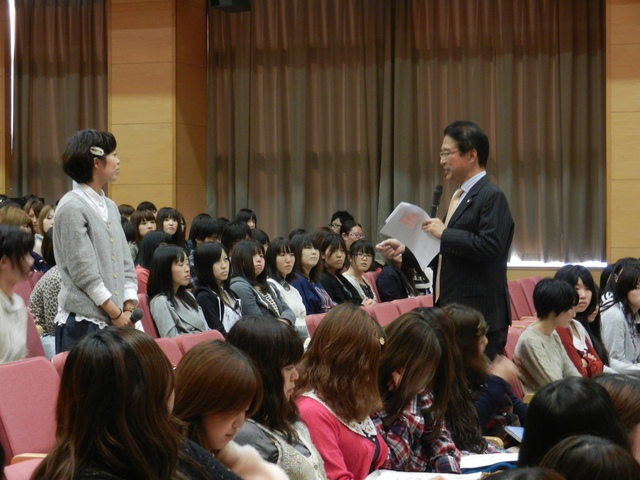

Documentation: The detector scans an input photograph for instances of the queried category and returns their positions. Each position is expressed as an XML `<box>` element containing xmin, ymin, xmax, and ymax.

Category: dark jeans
<box><xmin>55</xmin><ymin>313</ymin><xmax>101</xmax><ymax>354</ymax></box>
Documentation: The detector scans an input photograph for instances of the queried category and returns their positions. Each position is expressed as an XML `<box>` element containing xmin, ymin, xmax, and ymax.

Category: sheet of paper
<box><xmin>366</xmin><ymin>470</ymin><xmax>483</xmax><ymax>480</ymax></box>
<box><xmin>504</xmin><ymin>426</ymin><xmax>524</xmax><ymax>443</ymax></box>
<box><xmin>459</xmin><ymin>452</ymin><xmax>519</xmax><ymax>469</ymax></box>
<box><xmin>380</xmin><ymin>202</ymin><xmax>440</xmax><ymax>273</ymax></box>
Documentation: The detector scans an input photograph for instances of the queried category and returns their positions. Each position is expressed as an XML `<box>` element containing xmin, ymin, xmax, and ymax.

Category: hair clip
<box><xmin>379</xmin><ymin>337</ymin><xmax>385</xmax><ymax>346</ymax></box>
<box><xmin>89</xmin><ymin>146</ymin><xmax>105</xmax><ymax>156</ymax></box>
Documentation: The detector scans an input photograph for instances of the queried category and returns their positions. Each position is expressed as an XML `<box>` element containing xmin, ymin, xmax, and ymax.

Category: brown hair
<box><xmin>173</xmin><ymin>340</ymin><xmax>262</xmax><ymax>451</ymax></box>
<box><xmin>594</xmin><ymin>373</ymin><xmax>640</xmax><ymax>435</ymax></box>
<box><xmin>130</xmin><ymin>209</ymin><xmax>157</xmax><ymax>244</ymax></box>
<box><xmin>0</xmin><ymin>206</ymin><xmax>32</xmax><ymax>234</ymax></box>
<box><xmin>31</xmin><ymin>328</ymin><xmax>182</xmax><ymax>480</ymax></box>
<box><xmin>296</xmin><ymin>303</ymin><xmax>384</xmax><ymax>422</ymax></box>
<box><xmin>36</xmin><ymin>204</ymin><xmax>55</xmax><ymax>235</ymax></box>
<box><xmin>446</xmin><ymin>303</ymin><xmax>489</xmax><ymax>387</ymax></box>
<box><xmin>378</xmin><ymin>309</ymin><xmax>454</xmax><ymax>433</ymax></box>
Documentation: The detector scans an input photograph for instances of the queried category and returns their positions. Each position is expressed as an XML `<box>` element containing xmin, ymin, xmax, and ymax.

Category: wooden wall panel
<box><xmin>610</xmin><ymin>44</ymin><xmax>640</xmax><ymax>113</ymax></box>
<box><xmin>176</xmin><ymin>1</ymin><xmax>206</xmax><ymax>68</ymax></box>
<box><xmin>609</xmin><ymin>0</ymin><xmax>640</xmax><ymax>45</ymax></box>
<box><xmin>177</xmin><ymin>184</ymin><xmax>206</xmax><ymax>222</ymax></box>
<box><xmin>611</xmin><ymin>112</ymin><xmax>640</xmax><ymax>179</ymax></box>
<box><xmin>610</xmin><ymin>180</ymin><xmax>640</xmax><ymax>248</ymax></box>
<box><xmin>176</xmin><ymin>63</ymin><xmax>206</xmax><ymax>127</ymax></box>
<box><xmin>176</xmin><ymin>123</ymin><xmax>206</xmax><ymax>185</ymax></box>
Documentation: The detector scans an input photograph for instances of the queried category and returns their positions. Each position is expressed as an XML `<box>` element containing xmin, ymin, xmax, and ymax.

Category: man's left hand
<box><xmin>422</xmin><ymin>218</ymin><xmax>445</xmax><ymax>239</ymax></box>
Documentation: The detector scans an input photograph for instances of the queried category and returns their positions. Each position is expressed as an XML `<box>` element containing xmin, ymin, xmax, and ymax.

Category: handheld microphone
<box><xmin>429</xmin><ymin>185</ymin><xmax>443</xmax><ymax>218</ymax></box>
<box><xmin>130</xmin><ymin>308</ymin><xmax>144</xmax><ymax>324</ymax></box>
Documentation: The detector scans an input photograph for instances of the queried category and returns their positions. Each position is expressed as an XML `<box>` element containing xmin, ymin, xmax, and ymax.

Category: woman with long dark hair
<box><xmin>148</xmin><ymin>244</ymin><xmax>208</xmax><ymax>338</ymax></box>
<box><xmin>290</xmin><ymin>234</ymin><xmax>336</xmax><ymax>315</ymax></box>
<box><xmin>228</xmin><ymin>316</ymin><xmax>326</xmax><ymax>479</ymax></box>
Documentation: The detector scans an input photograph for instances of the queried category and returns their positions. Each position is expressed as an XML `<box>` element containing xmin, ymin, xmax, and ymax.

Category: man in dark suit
<box><xmin>378</xmin><ymin>121</ymin><xmax>514</xmax><ymax>358</ymax></box>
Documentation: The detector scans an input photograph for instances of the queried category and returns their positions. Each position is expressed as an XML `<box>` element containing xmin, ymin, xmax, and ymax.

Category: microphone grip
<box><xmin>429</xmin><ymin>204</ymin><xmax>438</xmax><ymax>218</ymax></box>
<box><xmin>130</xmin><ymin>308</ymin><xmax>144</xmax><ymax>324</ymax></box>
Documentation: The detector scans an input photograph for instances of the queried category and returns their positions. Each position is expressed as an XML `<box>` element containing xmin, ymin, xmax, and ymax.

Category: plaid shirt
<box><xmin>371</xmin><ymin>392</ymin><xmax>462</xmax><ymax>473</ymax></box>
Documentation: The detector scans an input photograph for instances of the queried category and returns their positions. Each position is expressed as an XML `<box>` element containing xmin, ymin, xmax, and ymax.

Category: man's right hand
<box><xmin>376</xmin><ymin>239</ymin><xmax>406</xmax><ymax>259</ymax></box>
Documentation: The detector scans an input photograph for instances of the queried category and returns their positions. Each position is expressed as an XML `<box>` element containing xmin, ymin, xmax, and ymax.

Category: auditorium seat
<box><xmin>508</xmin><ymin>279</ymin><xmax>531</xmax><ymax>320</ymax></box>
<box><xmin>173</xmin><ymin>330</ymin><xmax>225</xmax><ymax>355</ymax></box>
<box><xmin>137</xmin><ymin>293</ymin><xmax>159</xmax><ymax>339</ymax></box>
<box><xmin>519</xmin><ymin>276</ymin><xmax>541</xmax><ymax>316</ymax></box>
<box><xmin>365</xmin><ymin>302</ymin><xmax>401</xmax><ymax>327</ymax></box>
<box><xmin>305</xmin><ymin>313</ymin><xmax>326</xmax><ymax>336</ymax></box>
<box><xmin>391</xmin><ymin>297</ymin><xmax>422</xmax><ymax>315</ymax></box>
<box><xmin>27</xmin><ymin>271</ymin><xmax>44</xmax><ymax>289</ymax></box>
<box><xmin>13</xmin><ymin>280</ymin><xmax>32</xmax><ymax>306</ymax></box>
<box><xmin>0</xmin><ymin>357</ymin><xmax>59</xmax><ymax>465</ymax></box>
<box><xmin>417</xmin><ymin>294</ymin><xmax>434</xmax><ymax>308</ymax></box>
<box><xmin>51</xmin><ymin>351</ymin><xmax>69</xmax><ymax>377</ymax></box>
<box><xmin>363</xmin><ymin>270</ymin><xmax>381</xmax><ymax>302</ymax></box>
<box><xmin>25</xmin><ymin>311</ymin><xmax>46</xmax><ymax>358</ymax></box>
<box><xmin>154</xmin><ymin>338</ymin><xmax>183</xmax><ymax>367</ymax></box>
<box><xmin>3</xmin><ymin>458</ymin><xmax>44</xmax><ymax>480</ymax></box>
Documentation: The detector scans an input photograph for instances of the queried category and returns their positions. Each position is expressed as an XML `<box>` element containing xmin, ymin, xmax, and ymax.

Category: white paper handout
<box><xmin>366</xmin><ymin>470</ymin><xmax>483</xmax><ymax>480</ymax></box>
<box><xmin>380</xmin><ymin>202</ymin><xmax>440</xmax><ymax>273</ymax></box>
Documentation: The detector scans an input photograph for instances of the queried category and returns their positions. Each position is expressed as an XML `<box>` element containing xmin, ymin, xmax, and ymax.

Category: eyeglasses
<box><xmin>439</xmin><ymin>149</ymin><xmax>460</xmax><ymax>159</ymax></box>
<box><xmin>330</xmin><ymin>222</ymin><xmax>341</xmax><ymax>229</ymax></box>
<box><xmin>354</xmin><ymin>253</ymin><xmax>372</xmax><ymax>260</ymax></box>
<box><xmin>349</xmin><ymin>233</ymin><xmax>365</xmax><ymax>239</ymax></box>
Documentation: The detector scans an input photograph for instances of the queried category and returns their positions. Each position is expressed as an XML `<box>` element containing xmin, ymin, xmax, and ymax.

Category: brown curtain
<box><xmin>207</xmin><ymin>0</ymin><xmax>604</xmax><ymax>262</ymax></box>
<box><xmin>12</xmin><ymin>0</ymin><xmax>107</xmax><ymax>204</ymax></box>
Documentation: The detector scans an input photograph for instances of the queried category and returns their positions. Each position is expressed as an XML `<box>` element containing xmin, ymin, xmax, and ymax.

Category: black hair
<box><xmin>0</xmin><ymin>224</ymin><xmax>35</xmax><ymax>267</ymax></box>
<box><xmin>156</xmin><ymin>208</ymin><xmax>186</xmax><ymax>247</ymax></box>
<box><xmin>222</xmin><ymin>221</ymin><xmax>251</xmax><ymax>254</ymax></box>
<box><xmin>603</xmin><ymin>258</ymin><xmax>640</xmax><ymax>305</ymax></box>
<box><xmin>251</xmin><ymin>228</ymin><xmax>269</xmax><ymax>249</ymax></box>
<box><xmin>291</xmin><ymin>233</ymin><xmax>321</xmax><ymax>283</ymax></box>
<box><xmin>118</xmin><ymin>204</ymin><xmax>134</xmax><ymax>218</ymax></box>
<box><xmin>319</xmin><ymin>233</ymin><xmax>348</xmax><ymax>273</ymax></box>
<box><xmin>194</xmin><ymin>242</ymin><xmax>229</xmax><ymax>294</ymax></box>
<box><xmin>41</xmin><ymin>228</ymin><xmax>56</xmax><ymax>267</ymax></box>
<box><xmin>443</xmin><ymin>120</ymin><xmax>489</xmax><ymax>168</ymax></box>
<box><xmin>230</xmin><ymin>239</ymin><xmax>267</xmax><ymax>289</ymax></box>
<box><xmin>288</xmin><ymin>228</ymin><xmax>307</xmax><ymax>239</ymax></box>
<box><xmin>518</xmin><ymin>377</ymin><xmax>628</xmax><ymax>467</ymax></box>
<box><xmin>187</xmin><ymin>214</ymin><xmax>216</xmax><ymax>243</ymax></box>
<box><xmin>235</xmin><ymin>208</ymin><xmax>257</xmax><ymax>226</ymax></box>
<box><xmin>147</xmin><ymin>245</ymin><xmax>197</xmax><ymax>310</ymax></box>
<box><xmin>614</xmin><ymin>265</ymin><xmax>640</xmax><ymax>324</ymax></box>
<box><xmin>348</xmin><ymin>239</ymin><xmax>375</xmax><ymax>258</ymax></box>
<box><xmin>533</xmin><ymin>278</ymin><xmax>578</xmax><ymax>319</ymax></box>
<box><xmin>330</xmin><ymin>210</ymin><xmax>354</xmax><ymax>224</ymax></box>
<box><xmin>339</xmin><ymin>220</ymin><xmax>361</xmax><ymax>237</ymax></box>
<box><xmin>554</xmin><ymin>265</ymin><xmax>609</xmax><ymax>365</ymax></box>
<box><xmin>62</xmin><ymin>130</ymin><xmax>117</xmax><ymax>184</ymax></box>
<box><xmin>136</xmin><ymin>201</ymin><xmax>157</xmax><ymax>213</ymax></box>
<box><xmin>266</xmin><ymin>237</ymin><xmax>296</xmax><ymax>283</ymax></box>
<box><xmin>120</xmin><ymin>218</ymin><xmax>136</xmax><ymax>243</ymax></box>
<box><xmin>137</xmin><ymin>231</ymin><xmax>172</xmax><ymax>269</ymax></box>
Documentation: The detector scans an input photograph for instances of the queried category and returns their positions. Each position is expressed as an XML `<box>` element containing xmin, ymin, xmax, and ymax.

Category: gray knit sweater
<box><xmin>53</xmin><ymin>190</ymin><xmax>137</xmax><ymax>322</ymax></box>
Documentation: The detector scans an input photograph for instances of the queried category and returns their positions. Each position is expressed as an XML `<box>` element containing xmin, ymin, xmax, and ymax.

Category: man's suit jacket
<box><xmin>437</xmin><ymin>175</ymin><xmax>514</xmax><ymax>332</ymax></box>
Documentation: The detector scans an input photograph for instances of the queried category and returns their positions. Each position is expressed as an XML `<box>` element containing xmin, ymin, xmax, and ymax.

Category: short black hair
<box><xmin>0</xmin><ymin>224</ymin><xmax>35</xmax><ymax>266</ymax></box>
<box><xmin>137</xmin><ymin>231</ymin><xmax>172</xmax><ymax>269</ymax></box>
<box><xmin>188</xmin><ymin>216</ymin><xmax>220</xmax><ymax>243</ymax></box>
<box><xmin>235</xmin><ymin>208</ymin><xmax>257</xmax><ymax>226</ymax></box>
<box><xmin>251</xmin><ymin>228</ymin><xmax>269</xmax><ymax>248</ymax></box>
<box><xmin>230</xmin><ymin>239</ymin><xmax>267</xmax><ymax>288</ymax></box>
<box><xmin>443</xmin><ymin>121</ymin><xmax>489</xmax><ymax>168</ymax></box>
<box><xmin>533</xmin><ymin>278</ymin><xmax>578</xmax><ymax>320</ymax></box>
<box><xmin>62</xmin><ymin>129</ymin><xmax>117</xmax><ymax>184</ymax></box>
<box><xmin>614</xmin><ymin>265</ymin><xmax>640</xmax><ymax>319</ymax></box>
<box><xmin>136</xmin><ymin>201</ymin><xmax>157</xmax><ymax>213</ymax></box>
<box><xmin>223</xmin><ymin>221</ymin><xmax>251</xmax><ymax>254</ymax></box>
<box><xmin>330</xmin><ymin>210</ymin><xmax>354</xmax><ymax>224</ymax></box>
<box><xmin>266</xmin><ymin>237</ymin><xmax>295</xmax><ymax>283</ymax></box>
<box><xmin>120</xmin><ymin>218</ymin><xmax>136</xmax><ymax>243</ymax></box>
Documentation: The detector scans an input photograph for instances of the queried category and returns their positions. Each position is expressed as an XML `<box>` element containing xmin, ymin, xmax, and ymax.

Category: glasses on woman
<box><xmin>349</xmin><ymin>232</ymin><xmax>365</xmax><ymax>239</ymax></box>
<box><xmin>354</xmin><ymin>253</ymin><xmax>372</xmax><ymax>260</ymax></box>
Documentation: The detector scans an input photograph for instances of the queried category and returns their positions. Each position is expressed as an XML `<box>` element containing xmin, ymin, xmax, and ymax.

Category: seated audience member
<box><xmin>229</xmin><ymin>239</ymin><xmax>295</xmax><ymax>323</ymax></box>
<box><xmin>342</xmin><ymin>240</ymin><xmax>378</xmax><ymax>304</ymax></box>
<box><xmin>412</xmin><ymin>307</ymin><xmax>501</xmax><ymax>456</ymax></box>
<box><xmin>288</xmin><ymin>228</ymin><xmax>308</xmax><ymax>239</ymax></box>
<box><xmin>0</xmin><ymin>225</ymin><xmax>34</xmax><ymax>364</ymax></box>
<box><xmin>157</xmin><ymin>207</ymin><xmax>187</xmax><ymax>248</ymax></box>
<box><xmin>296</xmin><ymin>304</ymin><xmax>389</xmax><ymax>480</ymax></box>
<box><xmin>135</xmin><ymin>231</ymin><xmax>172</xmax><ymax>295</ymax></box>
<box><xmin>173</xmin><ymin>340</ymin><xmax>287</xmax><ymax>480</ymax></box>
<box><xmin>290</xmin><ymin>234</ymin><xmax>336</xmax><ymax>315</ymax></box>
<box><xmin>486</xmin><ymin>467</ymin><xmax>565</xmax><ymax>480</ymax></box>
<box><xmin>594</xmin><ymin>373</ymin><xmax>640</xmax><ymax>462</ymax></box>
<box><xmin>33</xmin><ymin>203</ymin><xmax>55</xmax><ymax>255</ymax></box>
<box><xmin>148</xmin><ymin>245</ymin><xmax>209</xmax><ymax>338</ymax></box>
<box><xmin>539</xmin><ymin>434</ymin><xmax>640</xmax><ymax>480</ymax></box>
<box><xmin>0</xmin><ymin>205</ymin><xmax>46</xmax><ymax>271</ymax></box>
<box><xmin>376</xmin><ymin>251</ymin><xmax>419</xmax><ymax>302</ymax></box>
<box><xmin>187</xmin><ymin>215</ymin><xmax>221</xmax><ymax>285</ymax></box>
<box><xmin>235</xmin><ymin>208</ymin><xmax>257</xmax><ymax>230</ymax></box>
<box><xmin>339</xmin><ymin>220</ymin><xmax>364</xmax><ymax>251</ymax></box>
<box><xmin>229</xmin><ymin>316</ymin><xmax>327</xmax><ymax>479</ymax></box>
<box><xmin>329</xmin><ymin>210</ymin><xmax>355</xmax><ymax>234</ymax></box>
<box><xmin>514</xmin><ymin>278</ymin><xmax>581</xmax><ymax>393</ymax></box>
<box><xmin>117</xmin><ymin>203</ymin><xmax>134</xmax><ymax>220</ymax></box>
<box><xmin>517</xmin><ymin>377</ymin><xmax>628</xmax><ymax>468</ymax></box>
<box><xmin>265</xmin><ymin>237</ymin><xmax>309</xmax><ymax>338</ymax></box>
<box><xmin>31</xmin><ymin>328</ymin><xmax>241</xmax><ymax>480</ymax></box>
<box><xmin>24</xmin><ymin>196</ymin><xmax>44</xmax><ymax>234</ymax></box>
<box><xmin>223</xmin><ymin>221</ymin><xmax>251</xmax><ymax>256</ymax></box>
<box><xmin>193</xmin><ymin>242</ymin><xmax>241</xmax><ymax>335</ymax></box>
<box><xmin>554</xmin><ymin>265</ymin><xmax>610</xmax><ymax>375</ymax></box>
<box><xmin>372</xmin><ymin>310</ymin><xmax>461</xmax><ymax>474</ymax></box>
<box><xmin>129</xmin><ymin>209</ymin><xmax>157</xmax><ymax>262</ymax></box>
<box><xmin>251</xmin><ymin>228</ymin><xmax>270</xmax><ymax>252</ymax></box>
<box><xmin>136</xmin><ymin>200</ymin><xmax>157</xmax><ymax>216</ymax></box>
<box><xmin>600</xmin><ymin>257</ymin><xmax>640</xmax><ymax>314</ymax></box>
<box><xmin>313</xmin><ymin>227</ymin><xmax>332</xmax><ymax>253</ymax></box>
<box><xmin>318</xmin><ymin>234</ymin><xmax>360</xmax><ymax>306</ymax></box>
<box><xmin>447</xmin><ymin>303</ymin><xmax>527</xmax><ymax>446</ymax></box>
<box><xmin>601</xmin><ymin>264</ymin><xmax>640</xmax><ymax>370</ymax></box>
<box><xmin>29</xmin><ymin>229</ymin><xmax>61</xmax><ymax>359</ymax></box>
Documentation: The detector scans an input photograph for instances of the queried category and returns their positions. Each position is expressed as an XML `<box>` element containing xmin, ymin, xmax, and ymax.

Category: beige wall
<box><xmin>108</xmin><ymin>0</ymin><xmax>207</xmax><ymax>224</ymax></box>
<box><xmin>607</xmin><ymin>0</ymin><xmax>640</xmax><ymax>262</ymax></box>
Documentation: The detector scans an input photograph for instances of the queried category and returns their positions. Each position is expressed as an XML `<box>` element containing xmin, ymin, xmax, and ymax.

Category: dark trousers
<box><xmin>485</xmin><ymin>326</ymin><xmax>509</xmax><ymax>360</ymax></box>
<box><xmin>55</xmin><ymin>313</ymin><xmax>101</xmax><ymax>354</ymax></box>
